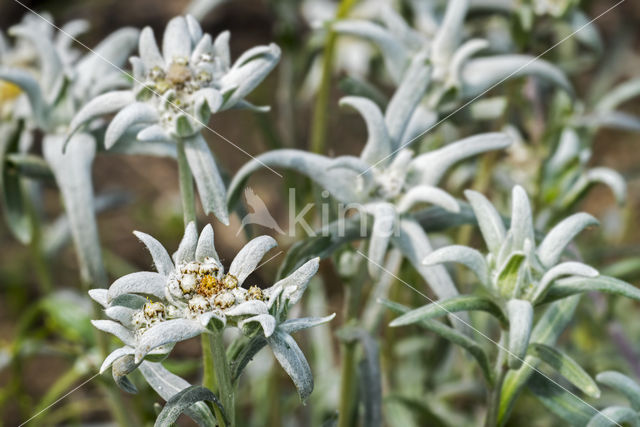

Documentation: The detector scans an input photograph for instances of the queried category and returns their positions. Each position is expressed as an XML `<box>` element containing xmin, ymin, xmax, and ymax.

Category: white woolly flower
<box><xmin>229</xmin><ymin>62</ymin><xmax>513</xmax><ymax>302</ymax></box>
<box><xmin>0</xmin><ymin>14</ymin><xmax>139</xmax><ymax>284</ymax></box>
<box><xmin>69</xmin><ymin>14</ymin><xmax>280</xmax><ymax>143</ymax></box>
<box><xmin>90</xmin><ymin>222</ymin><xmax>333</xmax><ymax>400</ymax></box>
<box><xmin>66</xmin><ymin>15</ymin><xmax>280</xmax><ymax>224</ymax></box>
<box><xmin>422</xmin><ymin>186</ymin><xmax>602</xmax><ymax>304</ymax></box>
<box><xmin>333</xmin><ymin>0</ymin><xmax>572</xmax><ymax>132</ymax></box>
<box><xmin>391</xmin><ymin>185</ymin><xmax>640</xmax><ymax>374</ymax></box>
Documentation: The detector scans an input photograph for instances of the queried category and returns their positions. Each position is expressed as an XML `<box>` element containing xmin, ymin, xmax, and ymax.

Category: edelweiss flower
<box><xmin>229</xmin><ymin>66</ymin><xmax>512</xmax><ymax>301</ymax></box>
<box><xmin>411</xmin><ymin>185</ymin><xmax>640</xmax><ymax>367</ymax></box>
<box><xmin>333</xmin><ymin>0</ymin><xmax>572</xmax><ymax>134</ymax></box>
<box><xmin>0</xmin><ymin>14</ymin><xmax>138</xmax><ymax>132</ymax></box>
<box><xmin>67</xmin><ymin>15</ymin><xmax>280</xmax><ymax>224</ymax></box>
<box><xmin>0</xmin><ymin>15</ymin><xmax>139</xmax><ymax>285</ymax></box>
<box><xmin>90</xmin><ymin>222</ymin><xmax>333</xmax><ymax>399</ymax></box>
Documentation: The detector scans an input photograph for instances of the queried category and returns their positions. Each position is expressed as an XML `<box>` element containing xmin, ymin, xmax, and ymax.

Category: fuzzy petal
<box><xmin>139</xmin><ymin>26</ymin><xmax>164</xmax><ymax>69</ymax></box>
<box><xmin>333</xmin><ymin>20</ymin><xmax>408</xmax><ymax>84</ymax></box>
<box><xmin>384</xmin><ymin>48</ymin><xmax>431</xmax><ymax>146</ymax></box>
<box><xmin>91</xmin><ymin>320</ymin><xmax>136</xmax><ymax>346</ymax></box>
<box><xmin>225</xmin><ymin>300</ymin><xmax>268</xmax><ymax>316</ymax></box>
<box><xmin>220</xmin><ymin>43</ymin><xmax>280</xmax><ymax>109</ymax></box>
<box><xmin>107</xmin><ymin>272</ymin><xmax>167</xmax><ymax>302</ymax></box>
<box><xmin>464</xmin><ymin>190</ymin><xmax>506</xmax><ymax>254</ymax></box>
<box><xmin>105</xmin><ymin>102</ymin><xmax>158</xmax><ymax>149</ymax></box>
<box><xmin>174</xmin><ymin>221</ymin><xmax>198</xmax><ymax>265</ymax></box>
<box><xmin>195</xmin><ymin>223</ymin><xmax>219</xmax><ymax>262</ymax></box>
<box><xmin>537</xmin><ymin>213</ymin><xmax>599</xmax><ymax>268</ymax></box>
<box><xmin>408</xmin><ymin>132</ymin><xmax>512</xmax><ymax>186</ymax></box>
<box><xmin>88</xmin><ymin>289</ymin><xmax>108</xmax><ymax>307</ymax></box>
<box><xmin>461</xmin><ymin>55</ymin><xmax>573</xmax><ymax>98</ymax></box>
<box><xmin>391</xmin><ymin>218</ymin><xmax>460</xmax><ymax>300</ymax></box>
<box><xmin>273</xmin><ymin>257</ymin><xmax>320</xmax><ymax>307</ymax></box>
<box><xmin>532</xmin><ymin>262</ymin><xmax>599</xmax><ymax>303</ymax></box>
<box><xmin>397</xmin><ymin>185</ymin><xmax>460</xmax><ymax>213</ymax></box>
<box><xmin>76</xmin><ymin>27</ymin><xmax>139</xmax><ymax>85</ymax></box>
<box><xmin>227</xmin><ymin>149</ymin><xmax>367</xmax><ymax>208</ymax></box>
<box><xmin>423</xmin><ymin>245</ymin><xmax>489</xmax><ymax>285</ymax></box>
<box><xmin>240</xmin><ymin>314</ymin><xmax>276</xmax><ymax>337</ymax></box>
<box><xmin>137</xmin><ymin>124</ymin><xmax>172</xmax><ymax>143</ymax></box>
<box><xmin>509</xmin><ymin>186</ymin><xmax>534</xmax><ymax>251</ymax></box>
<box><xmin>135</xmin><ymin>319</ymin><xmax>205</xmax><ymax>362</ymax></box>
<box><xmin>279</xmin><ymin>314</ymin><xmax>336</xmax><ymax>335</ymax></box>
<box><xmin>162</xmin><ymin>17</ymin><xmax>192</xmax><ymax>64</ymax></box>
<box><xmin>100</xmin><ymin>346</ymin><xmax>135</xmax><ymax>374</ymax></box>
<box><xmin>9</xmin><ymin>25</ymin><xmax>63</xmax><ymax>98</ymax></box>
<box><xmin>199</xmin><ymin>310</ymin><xmax>226</xmax><ymax>328</ymax></box>
<box><xmin>213</xmin><ymin>31</ymin><xmax>231</xmax><ymax>69</ymax></box>
<box><xmin>69</xmin><ymin>91</ymin><xmax>135</xmax><ymax>136</ymax></box>
<box><xmin>432</xmin><ymin>0</ymin><xmax>469</xmax><ymax>65</ymax></box>
<box><xmin>0</xmin><ymin>68</ymin><xmax>46</xmax><ymax>124</ymax></box>
<box><xmin>191</xmin><ymin>33</ymin><xmax>212</xmax><ymax>65</ymax></box>
<box><xmin>133</xmin><ymin>231</ymin><xmax>174</xmax><ymax>276</ymax></box>
<box><xmin>340</xmin><ymin>96</ymin><xmax>392</xmax><ymax>165</ymax></box>
<box><xmin>185</xmin><ymin>15</ymin><xmax>203</xmax><ymax>44</ymax></box>
<box><xmin>229</xmin><ymin>236</ymin><xmax>277</xmax><ymax>285</ymax></box>
<box><xmin>105</xmin><ymin>306</ymin><xmax>137</xmax><ymax>327</ymax></box>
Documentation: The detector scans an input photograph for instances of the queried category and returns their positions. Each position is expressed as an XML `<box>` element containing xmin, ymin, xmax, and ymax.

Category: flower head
<box><xmin>228</xmin><ymin>63</ymin><xmax>512</xmax><ymax>286</ymax></box>
<box><xmin>422</xmin><ymin>185</ymin><xmax>602</xmax><ymax>304</ymax></box>
<box><xmin>0</xmin><ymin>13</ymin><xmax>138</xmax><ymax>131</ymax></box>
<box><xmin>69</xmin><ymin>15</ymin><xmax>280</xmax><ymax>145</ymax></box>
<box><xmin>391</xmin><ymin>185</ymin><xmax>640</xmax><ymax>372</ymax></box>
<box><xmin>333</xmin><ymin>0</ymin><xmax>572</xmax><ymax>105</ymax></box>
<box><xmin>65</xmin><ymin>15</ymin><xmax>280</xmax><ymax>224</ymax></box>
<box><xmin>91</xmin><ymin>222</ymin><xmax>333</xmax><ymax>400</ymax></box>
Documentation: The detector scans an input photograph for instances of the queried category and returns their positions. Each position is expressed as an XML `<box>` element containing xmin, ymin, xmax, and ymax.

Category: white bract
<box><xmin>229</xmin><ymin>60</ymin><xmax>512</xmax><ymax>302</ymax></box>
<box><xmin>90</xmin><ymin>222</ymin><xmax>333</xmax><ymax>400</ymax></box>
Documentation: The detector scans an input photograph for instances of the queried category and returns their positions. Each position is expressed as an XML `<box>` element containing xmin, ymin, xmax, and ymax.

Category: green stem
<box><xmin>25</xmin><ymin>184</ymin><xmax>53</xmax><ymax>294</ymax></box>
<box><xmin>485</xmin><ymin>334</ymin><xmax>508</xmax><ymax>427</ymax></box>
<box><xmin>309</xmin><ymin>0</ymin><xmax>358</xmax><ymax>153</ymax></box>
<box><xmin>202</xmin><ymin>334</ymin><xmax>217</xmax><ymax>390</ymax></box>
<box><xmin>337</xmin><ymin>339</ymin><xmax>358</xmax><ymax>427</ymax></box>
<box><xmin>177</xmin><ymin>139</ymin><xmax>196</xmax><ymax>226</ymax></box>
<box><xmin>205</xmin><ymin>329</ymin><xmax>235</xmax><ymax>426</ymax></box>
<box><xmin>337</xmin><ymin>258</ymin><xmax>365</xmax><ymax>427</ymax></box>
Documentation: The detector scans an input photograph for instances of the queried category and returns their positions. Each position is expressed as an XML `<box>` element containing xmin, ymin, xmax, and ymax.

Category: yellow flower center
<box><xmin>0</xmin><ymin>81</ymin><xmax>22</xmax><ymax>105</ymax></box>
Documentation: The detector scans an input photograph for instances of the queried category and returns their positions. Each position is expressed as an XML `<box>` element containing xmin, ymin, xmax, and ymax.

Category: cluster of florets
<box><xmin>139</xmin><ymin>53</ymin><xmax>217</xmax><ymax>128</ymax></box>
<box><xmin>130</xmin><ymin>258</ymin><xmax>265</xmax><ymax>336</ymax></box>
<box><xmin>370</xmin><ymin>150</ymin><xmax>412</xmax><ymax>201</ymax></box>
<box><xmin>131</xmin><ymin>300</ymin><xmax>178</xmax><ymax>335</ymax></box>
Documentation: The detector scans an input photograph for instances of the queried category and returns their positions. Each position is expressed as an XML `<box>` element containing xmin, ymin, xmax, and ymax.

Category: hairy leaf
<box><xmin>389</xmin><ymin>295</ymin><xmax>507</xmax><ymax>328</ymax></box>
<box><xmin>529</xmin><ymin>343</ymin><xmax>600</xmax><ymax>398</ymax></box>
<box><xmin>154</xmin><ymin>385</ymin><xmax>227</xmax><ymax>427</ymax></box>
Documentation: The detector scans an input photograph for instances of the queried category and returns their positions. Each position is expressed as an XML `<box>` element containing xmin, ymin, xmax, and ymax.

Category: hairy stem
<box><xmin>309</xmin><ymin>0</ymin><xmax>358</xmax><ymax>153</ymax></box>
<box><xmin>26</xmin><ymin>190</ymin><xmax>53</xmax><ymax>294</ymax></box>
<box><xmin>485</xmin><ymin>333</ymin><xmax>508</xmax><ymax>427</ymax></box>
<box><xmin>337</xmin><ymin>254</ymin><xmax>366</xmax><ymax>427</ymax></box>
<box><xmin>177</xmin><ymin>139</ymin><xmax>197</xmax><ymax>226</ymax></box>
<box><xmin>207</xmin><ymin>329</ymin><xmax>236</xmax><ymax>426</ymax></box>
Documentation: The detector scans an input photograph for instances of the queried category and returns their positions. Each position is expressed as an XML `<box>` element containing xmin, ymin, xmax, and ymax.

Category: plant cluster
<box><xmin>1</xmin><ymin>0</ymin><xmax>640</xmax><ymax>426</ymax></box>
